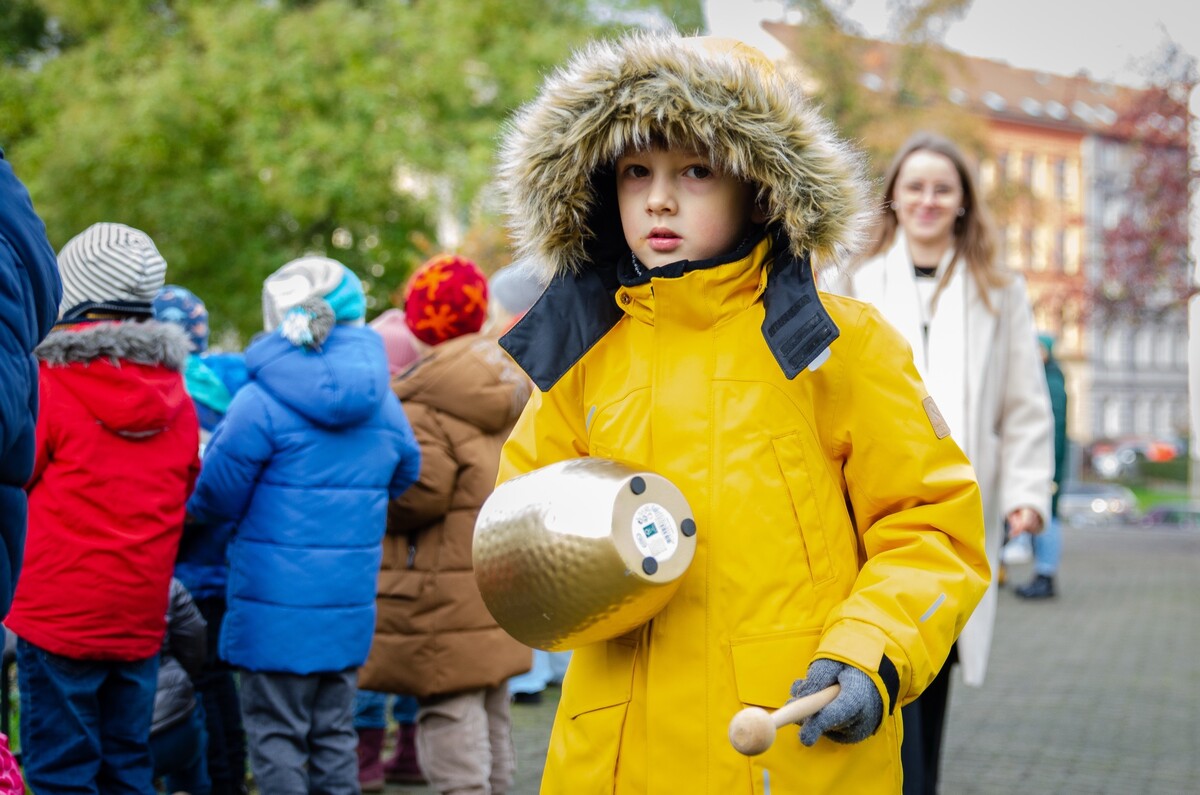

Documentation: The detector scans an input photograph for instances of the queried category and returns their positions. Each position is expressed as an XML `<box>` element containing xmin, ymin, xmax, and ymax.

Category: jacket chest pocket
<box><xmin>771</xmin><ymin>431</ymin><xmax>840</xmax><ymax>585</ymax></box>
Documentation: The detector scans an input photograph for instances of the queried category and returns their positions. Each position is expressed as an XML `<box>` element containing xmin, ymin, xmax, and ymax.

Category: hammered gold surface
<box><xmin>474</xmin><ymin>458</ymin><xmax>696</xmax><ymax>650</ymax></box>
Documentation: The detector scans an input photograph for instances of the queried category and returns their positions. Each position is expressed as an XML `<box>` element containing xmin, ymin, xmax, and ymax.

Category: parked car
<box><xmin>1087</xmin><ymin>437</ymin><xmax>1185</xmax><ymax>480</ymax></box>
<box><xmin>1058</xmin><ymin>481</ymin><xmax>1139</xmax><ymax>527</ymax></box>
<box><xmin>1090</xmin><ymin>444</ymin><xmax>1140</xmax><ymax>480</ymax></box>
<box><xmin>1139</xmin><ymin>502</ymin><xmax>1200</xmax><ymax>530</ymax></box>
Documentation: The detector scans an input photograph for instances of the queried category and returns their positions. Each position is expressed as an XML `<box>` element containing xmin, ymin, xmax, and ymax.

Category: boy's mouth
<box><xmin>647</xmin><ymin>228</ymin><xmax>681</xmax><ymax>252</ymax></box>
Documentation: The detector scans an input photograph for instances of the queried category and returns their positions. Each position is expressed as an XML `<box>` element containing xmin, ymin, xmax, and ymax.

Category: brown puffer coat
<box><xmin>358</xmin><ymin>333</ymin><xmax>533</xmax><ymax>697</ymax></box>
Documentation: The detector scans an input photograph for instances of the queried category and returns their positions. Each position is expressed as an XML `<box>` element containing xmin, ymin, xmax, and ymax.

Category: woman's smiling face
<box><xmin>891</xmin><ymin>149</ymin><xmax>964</xmax><ymax>251</ymax></box>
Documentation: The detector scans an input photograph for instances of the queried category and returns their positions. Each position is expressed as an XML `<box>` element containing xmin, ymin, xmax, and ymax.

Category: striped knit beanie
<box><xmin>56</xmin><ymin>222</ymin><xmax>168</xmax><ymax>318</ymax></box>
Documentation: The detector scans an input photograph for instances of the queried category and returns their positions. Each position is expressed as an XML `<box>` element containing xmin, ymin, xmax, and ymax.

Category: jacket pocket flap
<box><xmin>377</xmin><ymin>570</ymin><xmax>424</xmax><ymax>599</ymax></box>
<box><xmin>562</xmin><ymin>638</ymin><xmax>638</xmax><ymax>719</ymax></box>
<box><xmin>730</xmin><ymin>629</ymin><xmax>821</xmax><ymax>710</ymax></box>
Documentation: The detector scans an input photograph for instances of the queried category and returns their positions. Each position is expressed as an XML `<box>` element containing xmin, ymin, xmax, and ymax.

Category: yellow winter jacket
<box><xmin>493</xmin><ymin>32</ymin><xmax>988</xmax><ymax>793</ymax></box>
<box><xmin>497</xmin><ymin>237</ymin><xmax>989</xmax><ymax>793</ymax></box>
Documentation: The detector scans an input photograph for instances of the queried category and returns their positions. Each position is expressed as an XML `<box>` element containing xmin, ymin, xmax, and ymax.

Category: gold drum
<box><xmin>473</xmin><ymin>458</ymin><xmax>697</xmax><ymax>651</ymax></box>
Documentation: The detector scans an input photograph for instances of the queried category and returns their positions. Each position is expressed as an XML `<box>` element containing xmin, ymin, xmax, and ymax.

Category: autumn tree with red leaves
<box><xmin>1093</xmin><ymin>74</ymin><xmax>1195</xmax><ymax>320</ymax></box>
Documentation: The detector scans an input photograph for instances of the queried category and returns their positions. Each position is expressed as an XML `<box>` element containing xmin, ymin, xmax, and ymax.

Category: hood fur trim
<box><xmin>498</xmin><ymin>33</ymin><xmax>871</xmax><ymax>280</ymax></box>
<box><xmin>36</xmin><ymin>320</ymin><xmax>192</xmax><ymax>372</ymax></box>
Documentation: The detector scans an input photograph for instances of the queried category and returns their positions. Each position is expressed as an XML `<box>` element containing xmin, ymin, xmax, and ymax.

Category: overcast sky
<box><xmin>704</xmin><ymin>0</ymin><xmax>1199</xmax><ymax>87</ymax></box>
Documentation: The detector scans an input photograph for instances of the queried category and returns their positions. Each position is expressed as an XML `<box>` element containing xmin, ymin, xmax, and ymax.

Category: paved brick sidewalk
<box><xmin>941</xmin><ymin>524</ymin><xmax>1200</xmax><ymax>794</ymax></box>
<box><xmin>388</xmin><ymin>523</ymin><xmax>1200</xmax><ymax>794</ymax></box>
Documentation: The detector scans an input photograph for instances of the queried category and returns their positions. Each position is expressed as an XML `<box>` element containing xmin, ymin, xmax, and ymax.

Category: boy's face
<box><xmin>616</xmin><ymin>147</ymin><xmax>760</xmax><ymax>271</ymax></box>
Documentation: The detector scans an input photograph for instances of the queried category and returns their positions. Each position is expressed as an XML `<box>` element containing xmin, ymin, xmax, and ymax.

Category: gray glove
<box><xmin>790</xmin><ymin>658</ymin><xmax>883</xmax><ymax>746</ymax></box>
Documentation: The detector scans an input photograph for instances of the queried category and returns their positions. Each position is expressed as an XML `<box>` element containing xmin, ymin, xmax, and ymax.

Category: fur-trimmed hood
<box><xmin>36</xmin><ymin>319</ymin><xmax>191</xmax><ymax>371</ymax></box>
<box><xmin>498</xmin><ymin>33</ymin><xmax>870</xmax><ymax>280</ymax></box>
<box><xmin>36</xmin><ymin>320</ymin><xmax>193</xmax><ymax>437</ymax></box>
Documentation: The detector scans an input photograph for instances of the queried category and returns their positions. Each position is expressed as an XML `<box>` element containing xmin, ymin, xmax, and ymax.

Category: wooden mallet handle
<box><xmin>728</xmin><ymin>684</ymin><xmax>840</xmax><ymax>756</ymax></box>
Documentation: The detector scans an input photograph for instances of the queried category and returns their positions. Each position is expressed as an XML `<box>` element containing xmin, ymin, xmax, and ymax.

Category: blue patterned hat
<box><xmin>153</xmin><ymin>284</ymin><xmax>209</xmax><ymax>352</ymax></box>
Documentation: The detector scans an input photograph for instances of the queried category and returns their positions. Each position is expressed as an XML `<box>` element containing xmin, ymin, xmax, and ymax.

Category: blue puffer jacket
<box><xmin>0</xmin><ymin>148</ymin><xmax>61</xmax><ymax>618</ymax></box>
<box><xmin>186</xmin><ymin>324</ymin><xmax>420</xmax><ymax>673</ymax></box>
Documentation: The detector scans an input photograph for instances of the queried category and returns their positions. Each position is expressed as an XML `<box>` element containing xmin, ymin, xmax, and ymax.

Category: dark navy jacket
<box><xmin>0</xmin><ymin>148</ymin><xmax>61</xmax><ymax>619</ymax></box>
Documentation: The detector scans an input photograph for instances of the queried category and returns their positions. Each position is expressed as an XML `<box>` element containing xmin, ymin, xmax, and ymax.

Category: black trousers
<box><xmin>901</xmin><ymin>645</ymin><xmax>956</xmax><ymax>795</ymax></box>
<box><xmin>193</xmin><ymin>597</ymin><xmax>248</xmax><ymax>795</ymax></box>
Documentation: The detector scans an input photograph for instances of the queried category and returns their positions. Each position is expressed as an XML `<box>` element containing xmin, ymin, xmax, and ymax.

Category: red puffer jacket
<box><xmin>5</xmin><ymin>319</ymin><xmax>199</xmax><ymax>660</ymax></box>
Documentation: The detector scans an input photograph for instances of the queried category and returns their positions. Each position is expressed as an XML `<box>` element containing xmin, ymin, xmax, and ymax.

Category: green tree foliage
<box><xmin>1</xmin><ymin>0</ymin><xmax>701</xmax><ymax>341</ymax></box>
<box><xmin>0</xmin><ymin>0</ymin><xmax>52</xmax><ymax>66</ymax></box>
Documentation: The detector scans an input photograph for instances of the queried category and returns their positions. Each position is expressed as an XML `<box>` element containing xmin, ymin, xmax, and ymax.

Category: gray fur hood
<box><xmin>498</xmin><ymin>32</ymin><xmax>871</xmax><ymax>280</ymax></box>
<box><xmin>36</xmin><ymin>319</ymin><xmax>191</xmax><ymax>371</ymax></box>
<box><xmin>35</xmin><ymin>320</ymin><xmax>193</xmax><ymax>437</ymax></box>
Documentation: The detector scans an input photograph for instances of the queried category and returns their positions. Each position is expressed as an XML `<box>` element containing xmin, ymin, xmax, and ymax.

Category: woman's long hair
<box><xmin>862</xmin><ymin>131</ymin><xmax>1010</xmax><ymax>312</ymax></box>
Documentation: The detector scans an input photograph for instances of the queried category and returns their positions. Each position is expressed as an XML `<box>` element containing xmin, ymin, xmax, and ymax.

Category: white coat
<box><xmin>829</xmin><ymin>232</ymin><xmax>1053</xmax><ymax>685</ymax></box>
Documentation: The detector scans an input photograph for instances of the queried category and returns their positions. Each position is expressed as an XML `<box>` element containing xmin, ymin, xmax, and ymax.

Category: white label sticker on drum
<box><xmin>632</xmin><ymin>503</ymin><xmax>678</xmax><ymax>561</ymax></box>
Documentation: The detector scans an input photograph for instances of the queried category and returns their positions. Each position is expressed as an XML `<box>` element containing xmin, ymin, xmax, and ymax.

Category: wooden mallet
<box><xmin>728</xmin><ymin>685</ymin><xmax>841</xmax><ymax>756</ymax></box>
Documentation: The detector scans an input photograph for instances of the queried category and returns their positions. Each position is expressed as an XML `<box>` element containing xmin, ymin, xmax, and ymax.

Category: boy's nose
<box><xmin>647</xmin><ymin>177</ymin><xmax>677</xmax><ymax>214</ymax></box>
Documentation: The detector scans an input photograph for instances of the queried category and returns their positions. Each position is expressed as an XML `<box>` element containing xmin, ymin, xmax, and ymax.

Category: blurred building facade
<box><xmin>762</xmin><ymin>21</ymin><xmax>1190</xmax><ymax>445</ymax></box>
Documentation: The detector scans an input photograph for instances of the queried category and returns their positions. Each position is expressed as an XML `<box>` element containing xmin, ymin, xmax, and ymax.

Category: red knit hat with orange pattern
<box><xmin>403</xmin><ymin>254</ymin><xmax>489</xmax><ymax>345</ymax></box>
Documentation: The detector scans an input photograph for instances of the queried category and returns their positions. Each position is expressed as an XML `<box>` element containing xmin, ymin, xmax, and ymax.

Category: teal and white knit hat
<box><xmin>262</xmin><ymin>256</ymin><xmax>366</xmax><ymax>348</ymax></box>
<box><xmin>262</xmin><ymin>256</ymin><xmax>365</xmax><ymax>331</ymax></box>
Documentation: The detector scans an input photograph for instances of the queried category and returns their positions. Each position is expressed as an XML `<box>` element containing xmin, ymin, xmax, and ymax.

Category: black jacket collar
<box><xmin>500</xmin><ymin>230</ymin><xmax>838</xmax><ymax>392</ymax></box>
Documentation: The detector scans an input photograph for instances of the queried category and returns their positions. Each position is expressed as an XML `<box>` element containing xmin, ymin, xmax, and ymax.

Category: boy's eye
<box><xmin>684</xmin><ymin>165</ymin><xmax>713</xmax><ymax>179</ymax></box>
<box><xmin>621</xmin><ymin>164</ymin><xmax>650</xmax><ymax>179</ymax></box>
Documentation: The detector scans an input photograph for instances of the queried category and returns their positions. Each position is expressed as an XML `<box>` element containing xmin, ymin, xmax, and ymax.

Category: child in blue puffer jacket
<box><xmin>187</xmin><ymin>257</ymin><xmax>421</xmax><ymax>794</ymax></box>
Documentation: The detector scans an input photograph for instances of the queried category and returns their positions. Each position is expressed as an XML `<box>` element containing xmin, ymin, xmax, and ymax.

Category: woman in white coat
<box><xmin>828</xmin><ymin>132</ymin><xmax>1053</xmax><ymax>795</ymax></box>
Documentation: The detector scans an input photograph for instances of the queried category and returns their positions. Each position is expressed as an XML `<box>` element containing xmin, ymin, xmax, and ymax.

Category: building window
<box><xmin>1105</xmin><ymin>326</ymin><xmax>1124</xmax><ymax>365</ymax></box>
<box><xmin>1021</xmin><ymin>227</ymin><xmax>1033</xmax><ymax>269</ymax></box>
<box><xmin>1134</xmin><ymin>326</ymin><xmax>1154</xmax><ymax>368</ymax></box>
<box><xmin>1063</xmin><ymin>314</ymin><xmax>1081</xmax><ymax>352</ymax></box>
<box><xmin>1034</xmin><ymin>303</ymin><xmax>1051</xmax><ymax>330</ymax></box>
<box><xmin>1029</xmin><ymin>227</ymin><xmax>1045</xmax><ymax>272</ymax></box>
<box><xmin>1054</xmin><ymin>158</ymin><xmax>1067</xmax><ymax>200</ymax></box>
<box><xmin>994</xmin><ymin>152</ymin><xmax>1008</xmax><ymax>186</ymax></box>
<box><xmin>1023</xmin><ymin>153</ymin><xmax>1036</xmax><ymax>190</ymax></box>
<box><xmin>1102</xmin><ymin>198</ymin><xmax>1124</xmax><ymax>230</ymax></box>
<box><xmin>1134</xmin><ymin>399</ymin><xmax>1153</xmax><ymax>436</ymax></box>
<box><xmin>1064</xmin><ymin>228</ymin><xmax>1080</xmax><ymax>275</ymax></box>
<box><xmin>1053</xmin><ymin>229</ymin><xmax>1066</xmax><ymax>271</ymax></box>
<box><xmin>1103</xmin><ymin>399</ymin><xmax>1122</xmax><ymax>438</ymax></box>
<box><xmin>1158</xmin><ymin>400</ymin><xmax>1175</xmax><ymax>438</ymax></box>
<box><xmin>1156</xmin><ymin>327</ymin><xmax>1174</xmax><ymax>369</ymax></box>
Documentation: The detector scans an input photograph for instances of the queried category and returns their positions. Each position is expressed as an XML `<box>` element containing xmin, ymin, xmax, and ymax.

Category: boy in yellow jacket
<box><xmin>494</xmin><ymin>33</ymin><xmax>989</xmax><ymax>793</ymax></box>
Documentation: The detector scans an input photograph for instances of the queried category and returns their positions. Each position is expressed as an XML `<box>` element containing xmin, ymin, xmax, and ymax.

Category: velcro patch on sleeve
<box><xmin>923</xmin><ymin>396</ymin><xmax>951</xmax><ymax>439</ymax></box>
